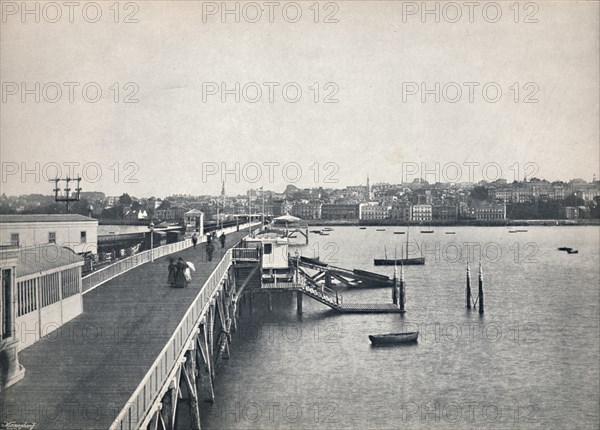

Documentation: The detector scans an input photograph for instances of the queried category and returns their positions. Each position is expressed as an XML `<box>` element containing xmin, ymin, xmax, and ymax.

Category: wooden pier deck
<box><xmin>0</xmin><ymin>230</ymin><xmax>250</xmax><ymax>430</ymax></box>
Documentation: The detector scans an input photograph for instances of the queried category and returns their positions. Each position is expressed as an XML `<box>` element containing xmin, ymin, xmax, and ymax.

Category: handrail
<box><xmin>301</xmin><ymin>278</ymin><xmax>342</xmax><ymax>305</ymax></box>
<box><xmin>81</xmin><ymin>239</ymin><xmax>191</xmax><ymax>293</ymax></box>
<box><xmin>109</xmin><ymin>250</ymin><xmax>233</xmax><ymax>430</ymax></box>
<box><xmin>232</xmin><ymin>247</ymin><xmax>260</xmax><ymax>261</ymax></box>
<box><xmin>82</xmin><ymin>222</ymin><xmax>260</xmax><ymax>294</ymax></box>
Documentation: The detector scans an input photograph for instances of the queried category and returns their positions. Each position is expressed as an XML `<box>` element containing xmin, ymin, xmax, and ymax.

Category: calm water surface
<box><xmin>202</xmin><ymin>226</ymin><xmax>599</xmax><ymax>429</ymax></box>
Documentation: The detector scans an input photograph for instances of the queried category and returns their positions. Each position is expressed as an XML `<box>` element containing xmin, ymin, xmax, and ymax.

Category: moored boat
<box><xmin>369</xmin><ymin>332</ymin><xmax>419</xmax><ymax>345</ymax></box>
<box><xmin>374</xmin><ymin>257</ymin><xmax>425</xmax><ymax>266</ymax></box>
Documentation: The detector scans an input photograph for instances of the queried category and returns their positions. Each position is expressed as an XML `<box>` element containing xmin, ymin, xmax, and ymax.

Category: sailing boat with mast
<box><xmin>373</xmin><ymin>227</ymin><xmax>425</xmax><ymax>266</ymax></box>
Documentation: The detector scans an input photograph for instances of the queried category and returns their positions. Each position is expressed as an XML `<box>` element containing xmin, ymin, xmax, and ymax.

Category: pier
<box><xmin>0</xmin><ymin>227</ymin><xmax>260</xmax><ymax>430</ymax></box>
<box><xmin>1</xmin><ymin>225</ymin><xmax>403</xmax><ymax>430</ymax></box>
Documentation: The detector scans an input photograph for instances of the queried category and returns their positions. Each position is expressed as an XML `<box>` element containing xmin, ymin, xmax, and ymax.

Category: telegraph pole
<box><xmin>49</xmin><ymin>177</ymin><xmax>82</xmax><ymax>212</ymax></box>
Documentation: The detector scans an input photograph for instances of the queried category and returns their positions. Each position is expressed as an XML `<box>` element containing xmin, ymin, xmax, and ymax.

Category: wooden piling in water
<box><xmin>466</xmin><ymin>263</ymin><xmax>472</xmax><ymax>309</ymax></box>
<box><xmin>399</xmin><ymin>265</ymin><xmax>405</xmax><ymax>312</ymax></box>
<box><xmin>297</xmin><ymin>291</ymin><xmax>303</xmax><ymax>314</ymax></box>
<box><xmin>478</xmin><ymin>263</ymin><xmax>484</xmax><ymax>314</ymax></box>
<box><xmin>392</xmin><ymin>265</ymin><xmax>398</xmax><ymax>305</ymax></box>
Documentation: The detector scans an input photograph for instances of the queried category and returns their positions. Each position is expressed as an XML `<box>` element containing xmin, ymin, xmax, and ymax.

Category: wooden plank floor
<box><xmin>0</xmin><ymin>230</ymin><xmax>250</xmax><ymax>430</ymax></box>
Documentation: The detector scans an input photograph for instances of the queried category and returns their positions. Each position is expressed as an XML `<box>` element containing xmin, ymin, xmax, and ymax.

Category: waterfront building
<box><xmin>321</xmin><ymin>204</ymin><xmax>360</xmax><ymax>220</ymax></box>
<box><xmin>359</xmin><ymin>202</ymin><xmax>391</xmax><ymax>220</ymax></box>
<box><xmin>411</xmin><ymin>204</ymin><xmax>433</xmax><ymax>221</ymax></box>
<box><xmin>155</xmin><ymin>207</ymin><xmax>186</xmax><ymax>221</ymax></box>
<box><xmin>564</xmin><ymin>206</ymin><xmax>579</xmax><ymax>219</ymax></box>
<box><xmin>271</xmin><ymin>200</ymin><xmax>292</xmax><ymax>217</ymax></box>
<box><xmin>432</xmin><ymin>204</ymin><xmax>458</xmax><ymax>221</ymax></box>
<box><xmin>0</xmin><ymin>214</ymin><xmax>98</xmax><ymax>257</ymax></box>
<box><xmin>466</xmin><ymin>202</ymin><xmax>507</xmax><ymax>220</ymax></box>
<box><xmin>389</xmin><ymin>202</ymin><xmax>411</xmax><ymax>221</ymax></box>
<box><xmin>291</xmin><ymin>203</ymin><xmax>322</xmax><ymax>220</ymax></box>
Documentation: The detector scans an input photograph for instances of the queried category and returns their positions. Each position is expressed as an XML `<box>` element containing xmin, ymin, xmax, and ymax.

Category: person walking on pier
<box><xmin>219</xmin><ymin>232</ymin><xmax>226</xmax><ymax>249</ymax></box>
<box><xmin>206</xmin><ymin>241</ymin><xmax>214</xmax><ymax>262</ymax></box>
<box><xmin>174</xmin><ymin>257</ymin><xmax>189</xmax><ymax>287</ymax></box>
<box><xmin>192</xmin><ymin>231</ymin><xmax>199</xmax><ymax>249</ymax></box>
<box><xmin>167</xmin><ymin>257</ymin><xmax>176</xmax><ymax>287</ymax></box>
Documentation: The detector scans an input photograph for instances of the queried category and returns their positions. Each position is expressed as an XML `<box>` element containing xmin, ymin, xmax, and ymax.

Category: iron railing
<box><xmin>109</xmin><ymin>250</ymin><xmax>233</xmax><ymax>430</ymax></box>
<box><xmin>82</xmin><ymin>222</ymin><xmax>260</xmax><ymax>294</ymax></box>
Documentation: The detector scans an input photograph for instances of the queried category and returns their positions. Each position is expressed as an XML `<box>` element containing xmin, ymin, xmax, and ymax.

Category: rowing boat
<box><xmin>369</xmin><ymin>332</ymin><xmax>419</xmax><ymax>345</ymax></box>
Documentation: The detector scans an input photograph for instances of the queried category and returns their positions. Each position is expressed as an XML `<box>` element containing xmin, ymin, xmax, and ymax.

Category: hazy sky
<box><xmin>1</xmin><ymin>1</ymin><xmax>598</xmax><ymax>197</ymax></box>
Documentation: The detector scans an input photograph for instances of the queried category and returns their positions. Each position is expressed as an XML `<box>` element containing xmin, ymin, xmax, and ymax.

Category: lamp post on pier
<box><xmin>148</xmin><ymin>221</ymin><xmax>155</xmax><ymax>262</ymax></box>
<box><xmin>260</xmin><ymin>186</ymin><xmax>265</xmax><ymax>228</ymax></box>
<box><xmin>248</xmin><ymin>189</ymin><xmax>252</xmax><ymax>235</ymax></box>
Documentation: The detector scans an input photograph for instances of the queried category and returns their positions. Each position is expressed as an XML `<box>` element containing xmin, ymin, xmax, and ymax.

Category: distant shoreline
<box><xmin>97</xmin><ymin>218</ymin><xmax>599</xmax><ymax>227</ymax></box>
<box><xmin>305</xmin><ymin>219</ymin><xmax>600</xmax><ymax>227</ymax></box>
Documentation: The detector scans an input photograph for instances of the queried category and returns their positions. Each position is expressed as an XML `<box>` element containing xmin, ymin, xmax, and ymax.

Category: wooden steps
<box><xmin>260</xmin><ymin>282</ymin><xmax>403</xmax><ymax>313</ymax></box>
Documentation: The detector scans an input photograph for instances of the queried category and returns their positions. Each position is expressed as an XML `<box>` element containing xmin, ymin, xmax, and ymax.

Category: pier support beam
<box><xmin>160</xmin><ymin>380</ymin><xmax>178</xmax><ymax>430</ymax></box>
<box><xmin>182</xmin><ymin>349</ymin><xmax>201</xmax><ymax>430</ymax></box>
<box><xmin>197</xmin><ymin>322</ymin><xmax>215</xmax><ymax>402</ymax></box>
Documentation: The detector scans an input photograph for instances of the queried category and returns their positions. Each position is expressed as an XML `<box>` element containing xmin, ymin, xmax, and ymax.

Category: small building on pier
<box><xmin>244</xmin><ymin>234</ymin><xmax>292</xmax><ymax>284</ymax></box>
<box><xmin>11</xmin><ymin>244</ymin><xmax>84</xmax><ymax>351</ymax></box>
<box><xmin>0</xmin><ymin>214</ymin><xmax>98</xmax><ymax>258</ymax></box>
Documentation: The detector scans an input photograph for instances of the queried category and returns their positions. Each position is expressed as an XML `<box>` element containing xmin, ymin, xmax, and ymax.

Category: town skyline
<box><xmin>2</xmin><ymin>168</ymin><xmax>598</xmax><ymax>200</ymax></box>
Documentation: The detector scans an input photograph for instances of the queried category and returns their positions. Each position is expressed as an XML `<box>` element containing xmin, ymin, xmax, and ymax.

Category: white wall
<box><xmin>0</xmin><ymin>220</ymin><xmax>98</xmax><ymax>255</ymax></box>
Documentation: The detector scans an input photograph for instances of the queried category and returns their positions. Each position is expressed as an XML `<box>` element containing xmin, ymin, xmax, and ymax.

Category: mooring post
<box><xmin>392</xmin><ymin>264</ymin><xmax>398</xmax><ymax>305</ymax></box>
<box><xmin>466</xmin><ymin>263</ymin><xmax>472</xmax><ymax>309</ymax></box>
<box><xmin>297</xmin><ymin>291</ymin><xmax>303</xmax><ymax>314</ymax></box>
<box><xmin>399</xmin><ymin>265</ymin><xmax>405</xmax><ymax>312</ymax></box>
<box><xmin>478</xmin><ymin>263</ymin><xmax>484</xmax><ymax>314</ymax></box>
